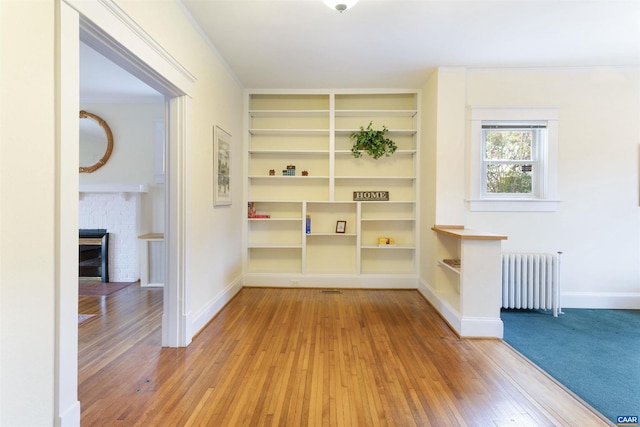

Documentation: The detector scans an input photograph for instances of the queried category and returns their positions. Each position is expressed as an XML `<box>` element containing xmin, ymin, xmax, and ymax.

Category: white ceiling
<box><xmin>80</xmin><ymin>42</ymin><xmax>163</xmax><ymax>103</ymax></box>
<box><xmin>81</xmin><ymin>0</ymin><xmax>640</xmax><ymax>97</ymax></box>
<box><xmin>180</xmin><ymin>0</ymin><xmax>640</xmax><ymax>89</ymax></box>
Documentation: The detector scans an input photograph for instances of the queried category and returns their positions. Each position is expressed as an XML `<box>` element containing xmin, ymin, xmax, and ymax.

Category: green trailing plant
<box><xmin>349</xmin><ymin>121</ymin><xmax>398</xmax><ymax>159</ymax></box>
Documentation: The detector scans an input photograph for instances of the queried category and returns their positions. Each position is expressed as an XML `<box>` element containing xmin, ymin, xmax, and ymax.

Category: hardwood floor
<box><xmin>78</xmin><ymin>285</ymin><xmax>612</xmax><ymax>426</ymax></box>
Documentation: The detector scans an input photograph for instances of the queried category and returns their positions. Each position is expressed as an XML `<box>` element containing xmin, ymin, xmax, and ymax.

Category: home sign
<box><xmin>353</xmin><ymin>191</ymin><xmax>389</xmax><ymax>201</ymax></box>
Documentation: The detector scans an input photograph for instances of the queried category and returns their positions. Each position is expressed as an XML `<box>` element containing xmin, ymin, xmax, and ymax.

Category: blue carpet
<box><xmin>501</xmin><ymin>308</ymin><xmax>640</xmax><ymax>424</ymax></box>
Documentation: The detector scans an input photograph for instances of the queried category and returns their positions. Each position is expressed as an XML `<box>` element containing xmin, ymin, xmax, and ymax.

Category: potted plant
<box><xmin>349</xmin><ymin>121</ymin><xmax>397</xmax><ymax>159</ymax></box>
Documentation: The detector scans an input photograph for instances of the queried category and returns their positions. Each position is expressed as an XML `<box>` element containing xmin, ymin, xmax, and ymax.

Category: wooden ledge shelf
<box><xmin>138</xmin><ymin>233</ymin><xmax>164</xmax><ymax>240</ymax></box>
<box><xmin>432</xmin><ymin>225</ymin><xmax>507</xmax><ymax>241</ymax></box>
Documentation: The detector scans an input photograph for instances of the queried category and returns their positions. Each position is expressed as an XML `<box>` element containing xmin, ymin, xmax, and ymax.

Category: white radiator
<box><xmin>501</xmin><ymin>252</ymin><xmax>562</xmax><ymax>317</ymax></box>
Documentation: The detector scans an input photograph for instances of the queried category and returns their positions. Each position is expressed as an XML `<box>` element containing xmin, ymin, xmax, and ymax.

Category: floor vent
<box><xmin>319</xmin><ymin>289</ymin><xmax>343</xmax><ymax>294</ymax></box>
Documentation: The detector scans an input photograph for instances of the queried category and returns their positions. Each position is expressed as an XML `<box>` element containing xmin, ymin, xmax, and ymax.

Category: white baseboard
<box><xmin>140</xmin><ymin>282</ymin><xmax>164</xmax><ymax>288</ymax></box>
<box><xmin>460</xmin><ymin>316</ymin><xmax>504</xmax><ymax>338</ymax></box>
<box><xmin>58</xmin><ymin>400</ymin><xmax>80</xmax><ymax>427</ymax></box>
<box><xmin>243</xmin><ymin>273</ymin><xmax>418</xmax><ymax>289</ymax></box>
<box><xmin>190</xmin><ymin>275</ymin><xmax>243</xmax><ymax>338</ymax></box>
<box><xmin>417</xmin><ymin>279</ymin><xmax>461</xmax><ymax>331</ymax></box>
<box><xmin>561</xmin><ymin>292</ymin><xmax>640</xmax><ymax>309</ymax></box>
<box><xmin>418</xmin><ymin>279</ymin><xmax>503</xmax><ymax>338</ymax></box>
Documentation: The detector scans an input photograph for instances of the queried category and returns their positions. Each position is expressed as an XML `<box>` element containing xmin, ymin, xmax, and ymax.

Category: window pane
<box><xmin>484</xmin><ymin>130</ymin><xmax>532</xmax><ymax>161</ymax></box>
<box><xmin>485</xmin><ymin>164</ymin><xmax>532</xmax><ymax>194</ymax></box>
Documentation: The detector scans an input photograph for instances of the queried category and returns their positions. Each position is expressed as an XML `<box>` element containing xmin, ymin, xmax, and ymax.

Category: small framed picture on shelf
<box><xmin>336</xmin><ymin>220</ymin><xmax>346</xmax><ymax>234</ymax></box>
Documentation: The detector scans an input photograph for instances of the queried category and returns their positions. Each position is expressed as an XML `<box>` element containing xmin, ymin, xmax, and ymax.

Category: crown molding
<box><xmin>65</xmin><ymin>0</ymin><xmax>197</xmax><ymax>97</ymax></box>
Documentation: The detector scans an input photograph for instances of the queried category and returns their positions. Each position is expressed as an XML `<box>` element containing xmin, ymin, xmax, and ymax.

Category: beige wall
<box><xmin>419</xmin><ymin>72</ymin><xmax>439</xmax><ymax>294</ymax></box>
<box><xmin>114</xmin><ymin>0</ymin><xmax>245</xmax><ymax>322</ymax></box>
<box><xmin>1</xmin><ymin>1</ymin><xmax>64</xmax><ymax>424</ymax></box>
<box><xmin>433</xmin><ymin>68</ymin><xmax>467</xmax><ymax>225</ymax></box>
<box><xmin>424</xmin><ymin>67</ymin><xmax>640</xmax><ymax>305</ymax></box>
<box><xmin>1</xmin><ymin>0</ymin><xmax>244</xmax><ymax>424</ymax></box>
<box><xmin>102</xmin><ymin>0</ymin><xmax>245</xmax><ymax>351</ymax></box>
<box><xmin>80</xmin><ymin>102</ymin><xmax>165</xmax><ymax>233</ymax></box>
<box><xmin>465</xmin><ymin>67</ymin><xmax>640</xmax><ymax>300</ymax></box>
<box><xmin>1</xmin><ymin>1</ymin><xmax>637</xmax><ymax>425</ymax></box>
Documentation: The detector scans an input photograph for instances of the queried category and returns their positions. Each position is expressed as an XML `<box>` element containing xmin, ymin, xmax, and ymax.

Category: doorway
<box><xmin>57</xmin><ymin>2</ymin><xmax>194</xmax><ymax>423</ymax></box>
<box><xmin>76</xmin><ymin>9</ymin><xmax>194</xmax><ymax>348</ymax></box>
<box><xmin>79</xmin><ymin>23</ymin><xmax>185</xmax><ymax>347</ymax></box>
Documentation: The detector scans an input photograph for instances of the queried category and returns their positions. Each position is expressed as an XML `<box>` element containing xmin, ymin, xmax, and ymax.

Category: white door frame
<box><xmin>70</xmin><ymin>0</ymin><xmax>195</xmax><ymax>347</ymax></box>
<box><xmin>58</xmin><ymin>0</ymin><xmax>194</xmax><ymax>424</ymax></box>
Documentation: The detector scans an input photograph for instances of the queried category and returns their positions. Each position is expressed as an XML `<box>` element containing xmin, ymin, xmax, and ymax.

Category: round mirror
<box><xmin>79</xmin><ymin>110</ymin><xmax>113</xmax><ymax>173</ymax></box>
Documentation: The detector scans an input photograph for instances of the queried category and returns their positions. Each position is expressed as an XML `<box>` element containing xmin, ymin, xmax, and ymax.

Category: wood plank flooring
<box><xmin>78</xmin><ymin>285</ymin><xmax>612</xmax><ymax>426</ymax></box>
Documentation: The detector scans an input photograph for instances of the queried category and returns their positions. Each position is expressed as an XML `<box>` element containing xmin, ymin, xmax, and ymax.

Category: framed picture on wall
<box><xmin>213</xmin><ymin>125</ymin><xmax>232</xmax><ymax>206</ymax></box>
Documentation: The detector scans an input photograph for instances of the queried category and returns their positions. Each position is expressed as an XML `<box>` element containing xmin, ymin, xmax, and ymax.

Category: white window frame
<box><xmin>468</xmin><ymin>106</ymin><xmax>560</xmax><ymax>212</ymax></box>
<box><xmin>481</xmin><ymin>121</ymin><xmax>545</xmax><ymax>198</ymax></box>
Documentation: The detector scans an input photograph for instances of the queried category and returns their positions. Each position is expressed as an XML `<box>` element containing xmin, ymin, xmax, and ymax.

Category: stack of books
<box><xmin>443</xmin><ymin>259</ymin><xmax>461</xmax><ymax>268</ymax></box>
<box><xmin>247</xmin><ymin>202</ymin><xmax>270</xmax><ymax>218</ymax></box>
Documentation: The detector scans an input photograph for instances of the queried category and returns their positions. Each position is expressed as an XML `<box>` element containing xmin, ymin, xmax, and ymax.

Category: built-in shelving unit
<box><xmin>426</xmin><ymin>225</ymin><xmax>507</xmax><ymax>338</ymax></box>
<box><xmin>244</xmin><ymin>91</ymin><xmax>419</xmax><ymax>288</ymax></box>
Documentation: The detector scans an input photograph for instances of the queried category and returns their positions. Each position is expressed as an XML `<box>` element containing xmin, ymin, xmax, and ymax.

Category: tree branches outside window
<box><xmin>483</xmin><ymin>128</ymin><xmax>539</xmax><ymax>195</ymax></box>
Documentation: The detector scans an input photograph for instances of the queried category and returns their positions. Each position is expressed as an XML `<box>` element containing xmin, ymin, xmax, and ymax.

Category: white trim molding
<box><xmin>466</xmin><ymin>198</ymin><xmax>560</xmax><ymax>212</ymax></box>
<box><xmin>79</xmin><ymin>183</ymin><xmax>149</xmax><ymax>193</ymax></box>
<box><xmin>190</xmin><ymin>276</ymin><xmax>243</xmax><ymax>336</ymax></box>
<box><xmin>418</xmin><ymin>279</ymin><xmax>504</xmax><ymax>339</ymax></box>
<box><xmin>243</xmin><ymin>273</ymin><xmax>419</xmax><ymax>290</ymax></box>
<box><xmin>460</xmin><ymin>317</ymin><xmax>504</xmax><ymax>338</ymax></box>
<box><xmin>562</xmin><ymin>292</ymin><xmax>640</xmax><ymax>309</ymax></box>
<box><xmin>65</xmin><ymin>0</ymin><xmax>195</xmax><ymax>347</ymax></box>
<box><xmin>64</xmin><ymin>0</ymin><xmax>196</xmax><ymax>97</ymax></box>
<box><xmin>58</xmin><ymin>4</ymin><xmax>82</xmax><ymax>425</ymax></box>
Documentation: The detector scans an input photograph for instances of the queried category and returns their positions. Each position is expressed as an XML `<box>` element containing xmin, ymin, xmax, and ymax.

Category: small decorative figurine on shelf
<box><xmin>377</xmin><ymin>237</ymin><xmax>396</xmax><ymax>247</ymax></box>
<box><xmin>283</xmin><ymin>164</ymin><xmax>296</xmax><ymax>176</ymax></box>
<box><xmin>269</xmin><ymin>169</ymin><xmax>275</xmax><ymax>176</ymax></box>
<box><xmin>302</xmin><ymin>170</ymin><xmax>309</xmax><ymax>176</ymax></box>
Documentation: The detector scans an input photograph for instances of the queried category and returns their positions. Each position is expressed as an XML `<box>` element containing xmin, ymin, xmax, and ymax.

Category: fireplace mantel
<box><xmin>79</xmin><ymin>184</ymin><xmax>148</xmax><ymax>200</ymax></box>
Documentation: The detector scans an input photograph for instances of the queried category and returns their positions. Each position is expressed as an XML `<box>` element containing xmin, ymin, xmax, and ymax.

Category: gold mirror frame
<box><xmin>79</xmin><ymin>110</ymin><xmax>113</xmax><ymax>173</ymax></box>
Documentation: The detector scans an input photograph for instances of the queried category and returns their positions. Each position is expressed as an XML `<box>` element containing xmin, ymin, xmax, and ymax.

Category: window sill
<box><xmin>466</xmin><ymin>199</ymin><xmax>560</xmax><ymax>212</ymax></box>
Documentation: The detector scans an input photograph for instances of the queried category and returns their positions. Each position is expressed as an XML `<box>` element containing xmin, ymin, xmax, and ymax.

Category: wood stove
<box><xmin>79</xmin><ymin>229</ymin><xmax>109</xmax><ymax>282</ymax></box>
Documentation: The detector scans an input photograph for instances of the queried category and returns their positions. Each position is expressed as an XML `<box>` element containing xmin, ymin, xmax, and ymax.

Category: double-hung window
<box><xmin>481</xmin><ymin>122</ymin><xmax>546</xmax><ymax>198</ymax></box>
<box><xmin>468</xmin><ymin>107</ymin><xmax>560</xmax><ymax>212</ymax></box>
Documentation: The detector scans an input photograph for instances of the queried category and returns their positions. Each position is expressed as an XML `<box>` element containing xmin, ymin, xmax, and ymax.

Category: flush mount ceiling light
<box><xmin>324</xmin><ymin>0</ymin><xmax>359</xmax><ymax>13</ymax></box>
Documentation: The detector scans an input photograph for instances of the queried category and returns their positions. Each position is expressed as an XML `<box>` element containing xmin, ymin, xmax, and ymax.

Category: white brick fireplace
<box><xmin>79</xmin><ymin>184</ymin><xmax>148</xmax><ymax>282</ymax></box>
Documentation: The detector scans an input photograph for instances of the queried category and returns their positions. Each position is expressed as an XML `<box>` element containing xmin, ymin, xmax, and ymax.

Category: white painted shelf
<box><xmin>245</xmin><ymin>91</ymin><xmax>420</xmax><ymax>285</ymax></box>
<box><xmin>306</xmin><ymin>233</ymin><xmax>357</xmax><ymax>237</ymax></box>
<box><xmin>248</xmin><ymin>129</ymin><xmax>329</xmax><ymax>135</ymax></box>
<box><xmin>437</xmin><ymin>259</ymin><xmax>461</xmax><ymax>275</ymax></box>
<box><xmin>249</xmin><ymin>109</ymin><xmax>330</xmax><ymax>117</ymax></box>
<box><xmin>334</xmin><ymin>109</ymin><xmax>418</xmax><ymax>117</ymax></box>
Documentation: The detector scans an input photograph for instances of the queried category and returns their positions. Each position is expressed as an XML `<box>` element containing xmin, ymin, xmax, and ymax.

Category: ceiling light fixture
<box><xmin>324</xmin><ymin>0</ymin><xmax>358</xmax><ymax>13</ymax></box>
